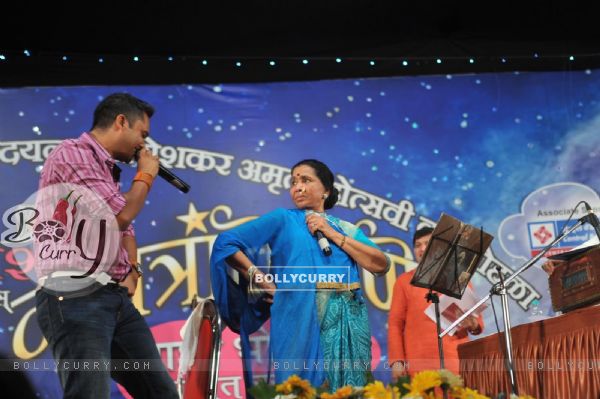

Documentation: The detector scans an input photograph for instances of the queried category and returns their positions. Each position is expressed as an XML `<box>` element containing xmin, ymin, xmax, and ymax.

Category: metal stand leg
<box><xmin>496</xmin><ymin>266</ymin><xmax>518</xmax><ymax>396</ymax></box>
<box><xmin>427</xmin><ymin>290</ymin><xmax>448</xmax><ymax>399</ymax></box>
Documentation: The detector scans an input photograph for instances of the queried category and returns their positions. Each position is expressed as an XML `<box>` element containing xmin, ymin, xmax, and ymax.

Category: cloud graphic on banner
<box><xmin>498</xmin><ymin>182</ymin><xmax>600</xmax><ymax>260</ymax></box>
<box><xmin>555</xmin><ymin>113</ymin><xmax>600</xmax><ymax>190</ymax></box>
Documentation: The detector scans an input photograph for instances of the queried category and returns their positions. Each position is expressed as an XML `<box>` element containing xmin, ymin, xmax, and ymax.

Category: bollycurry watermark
<box><xmin>251</xmin><ymin>266</ymin><xmax>352</xmax><ymax>291</ymax></box>
<box><xmin>1</xmin><ymin>183</ymin><xmax>121</xmax><ymax>292</ymax></box>
<box><xmin>3</xmin><ymin>359</ymin><xmax>166</xmax><ymax>372</ymax></box>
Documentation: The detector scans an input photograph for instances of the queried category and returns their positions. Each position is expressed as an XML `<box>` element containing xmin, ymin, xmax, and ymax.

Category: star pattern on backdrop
<box><xmin>176</xmin><ymin>203</ymin><xmax>210</xmax><ymax>236</ymax></box>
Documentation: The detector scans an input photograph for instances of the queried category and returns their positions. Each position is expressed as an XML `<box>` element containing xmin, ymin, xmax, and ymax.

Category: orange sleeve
<box><xmin>387</xmin><ymin>275</ymin><xmax>409</xmax><ymax>364</ymax></box>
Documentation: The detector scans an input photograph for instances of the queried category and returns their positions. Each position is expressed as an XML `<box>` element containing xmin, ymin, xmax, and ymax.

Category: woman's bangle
<box><xmin>339</xmin><ymin>235</ymin><xmax>347</xmax><ymax>249</ymax></box>
<box><xmin>246</xmin><ymin>265</ymin><xmax>263</xmax><ymax>303</ymax></box>
<box><xmin>247</xmin><ymin>265</ymin><xmax>258</xmax><ymax>283</ymax></box>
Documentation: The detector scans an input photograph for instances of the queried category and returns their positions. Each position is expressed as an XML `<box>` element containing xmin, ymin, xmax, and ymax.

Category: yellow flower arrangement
<box><xmin>250</xmin><ymin>371</ymin><xmax>537</xmax><ymax>399</ymax></box>
<box><xmin>404</xmin><ymin>370</ymin><xmax>443</xmax><ymax>395</ymax></box>
<box><xmin>363</xmin><ymin>380</ymin><xmax>400</xmax><ymax>399</ymax></box>
<box><xmin>438</xmin><ymin>369</ymin><xmax>464</xmax><ymax>390</ymax></box>
<box><xmin>275</xmin><ymin>375</ymin><xmax>317</xmax><ymax>399</ymax></box>
<box><xmin>451</xmin><ymin>387</ymin><xmax>490</xmax><ymax>399</ymax></box>
<box><xmin>320</xmin><ymin>385</ymin><xmax>355</xmax><ymax>399</ymax></box>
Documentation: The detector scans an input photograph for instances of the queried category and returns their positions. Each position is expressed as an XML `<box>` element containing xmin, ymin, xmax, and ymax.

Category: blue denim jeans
<box><xmin>36</xmin><ymin>283</ymin><xmax>179</xmax><ymax>399</ymax></box>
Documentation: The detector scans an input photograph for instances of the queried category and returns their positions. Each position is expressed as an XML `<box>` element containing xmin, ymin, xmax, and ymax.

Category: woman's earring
<box><xmin>322</xmin><ymin>194</ymin><xmax>328</xmax><ymax>200</ymax></box>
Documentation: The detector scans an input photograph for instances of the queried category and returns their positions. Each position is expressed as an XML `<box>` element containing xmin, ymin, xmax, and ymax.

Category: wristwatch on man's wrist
<box><xmin>131</xmin><ymin>261</ymin><xmax>143</xmax><ymax>276</ymax></box>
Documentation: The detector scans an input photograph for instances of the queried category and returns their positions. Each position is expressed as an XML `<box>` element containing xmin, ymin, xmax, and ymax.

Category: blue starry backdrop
<box><xmin>1</xmin><ymin>69</ymin><xmax>600</xmax><ymax>396</ymax></box>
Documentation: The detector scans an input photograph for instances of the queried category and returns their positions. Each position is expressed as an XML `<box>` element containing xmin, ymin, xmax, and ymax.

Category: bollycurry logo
<box><xmin>1</xmin><ymin>183</ymin><xmax>121</xmax><ymax>291</ymax></box>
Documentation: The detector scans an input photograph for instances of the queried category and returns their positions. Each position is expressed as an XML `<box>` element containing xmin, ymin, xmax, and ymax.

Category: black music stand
<box><xmin>440</xmin><ymin>202</ymin><xmax>598</xmax><ymax>396</ymax></box>
<box><xmin>410</xmin><ymin>213</ymin><xmax>493</xmax><ymax>381</ymax></box>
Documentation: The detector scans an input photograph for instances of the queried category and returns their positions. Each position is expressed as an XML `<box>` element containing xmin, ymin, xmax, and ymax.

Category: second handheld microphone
<box><xmin>306</xmin><ymin>210</ymin><xmax>332</xmax><ymax>256</ymax></box>
<box><xmin>135</xmin><ymin>148</ymin><xmax>191</xmax><ymax>193</ymax></box>
<box><xmin>315</xmin><ymin>230</ymin><xmax>332</xmax><ymax>257</ymax></box>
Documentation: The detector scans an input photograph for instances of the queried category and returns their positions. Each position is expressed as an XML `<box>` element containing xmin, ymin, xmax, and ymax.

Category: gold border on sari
<box><xmin>316</xmin><ymin>281</ymin><xmax>361</xmax><ymax>291</ymax></box>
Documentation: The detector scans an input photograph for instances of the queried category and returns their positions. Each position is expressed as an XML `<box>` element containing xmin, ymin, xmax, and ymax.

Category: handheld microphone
<box><xmin>582</xmin><ymin>201</ymin><xmax>600</xmax><ymax>242</ymax></box>
<box><xmin>135</xmin><ymin>149</ymin><xmax>191</xmax><ymax>193</ymax></box>
<box><xmin>157</xmin><ymin>166</ymin><xmax>191</xmax><ymax>193</ymax></box>
<box><xmin>316</xmin><ymin>230</ymin><xmax>332</xmax><ymax>257</ymax></box>
<box><xmin>305</xmin><ymin>210</ymin><xmax>332</xmax><ymax>256</ymax></box>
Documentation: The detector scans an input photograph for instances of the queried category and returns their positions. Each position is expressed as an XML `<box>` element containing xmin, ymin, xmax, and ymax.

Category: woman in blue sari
<box><xmin>210</xmin><ymin>159</ymin><xmax>389</xmax><ymax>393</ymax></box>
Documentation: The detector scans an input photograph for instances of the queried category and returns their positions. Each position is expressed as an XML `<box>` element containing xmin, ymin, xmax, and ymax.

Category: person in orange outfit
<box><xmin>387</xmin><ymin>227</ymin><xmax>483</xmax><ymax>379</ymax></box>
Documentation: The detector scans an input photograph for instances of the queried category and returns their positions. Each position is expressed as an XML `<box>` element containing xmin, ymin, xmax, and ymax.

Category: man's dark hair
<box><xmin>413</xmin><ymin>226</ymin><xmax>434</xmax><ymax>246</ymax></box>
<box><xmin>291</xmin><ymin>159</ymin><xmax>339</xmax><ymax>210</ymax></box>
<box><xmin>92</xmin><ymin>93</ymin><xmax>154</xmax><ymax>130</ymax></box>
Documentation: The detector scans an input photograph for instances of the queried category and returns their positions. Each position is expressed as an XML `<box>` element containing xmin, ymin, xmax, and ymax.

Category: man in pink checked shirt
<box><xmin>35</xmin><ymin>93</ymin><xmax>178</xmax><ymax>398</ymax></box>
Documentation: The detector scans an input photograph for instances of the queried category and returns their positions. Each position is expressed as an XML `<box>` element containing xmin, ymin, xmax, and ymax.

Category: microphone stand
<box><xmin>426</xmin><ymin>289</ymin><xmax>449</xmax><ymax>399</ymax></box>
<box><xmin>439</xmin><ymin>216</ymin><xmax>588</xmax><ymax>396</ymax></box>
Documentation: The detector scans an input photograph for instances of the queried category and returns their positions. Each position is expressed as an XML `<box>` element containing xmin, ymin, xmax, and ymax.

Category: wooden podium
<box><xmin>458</xmin><ymin>305</ymin><xmax>600</xmax><ymax>399</ymax></box>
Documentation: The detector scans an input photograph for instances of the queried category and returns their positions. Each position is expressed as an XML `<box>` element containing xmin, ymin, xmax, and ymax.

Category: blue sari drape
<box><xmin>210</xmin><ymin>208</ymin><xmax>385</xmax><ymax>392</ymax></box>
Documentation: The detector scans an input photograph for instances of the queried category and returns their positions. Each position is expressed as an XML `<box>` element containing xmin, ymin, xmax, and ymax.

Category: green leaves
<box><xmin>248</xmin><ymin>379</ymin><xmax>278</xmax><ymax>399</ymax></box>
